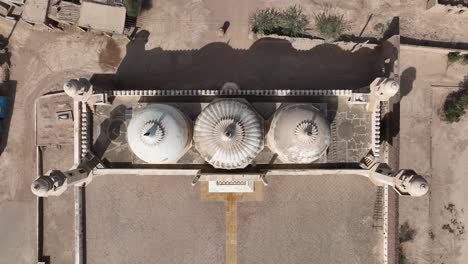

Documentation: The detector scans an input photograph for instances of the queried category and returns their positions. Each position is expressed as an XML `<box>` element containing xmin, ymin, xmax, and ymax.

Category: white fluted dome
<box><xmin>127</xmin><ymin>104</ymin><xmax>191</xmax><ymax>163</ymax></box>
<box><xmin>194</xmin><ymin>99</ymin><xmax>264</xmax><ymax>169</ymax></box>
<box><xmin>267</xmin><ymin>104</ymin><xmax>331</xmax><ymax>163</ymax></box>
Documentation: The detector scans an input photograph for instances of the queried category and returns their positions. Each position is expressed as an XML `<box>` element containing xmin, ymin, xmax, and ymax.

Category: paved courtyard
<box><xmin>86</xmin><ymin>175</ymin><xmax>226</xmax><ymax>264</ymax></box>
<box><xmin>84</xmin><ymin>174</ymin><xmax>382</xmax><ymax>264</ymax></box>
<box><xmin>238</xmin><ymin>175</ymin><xmax>382</xmax><ymax>264</ymax></box>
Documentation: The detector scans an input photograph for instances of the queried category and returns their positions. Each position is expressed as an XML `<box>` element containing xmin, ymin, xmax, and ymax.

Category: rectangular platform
<box><xmin>92</xmin><ymin>96</ymin><xmax>374</xmax><ymax>167</ymax></box>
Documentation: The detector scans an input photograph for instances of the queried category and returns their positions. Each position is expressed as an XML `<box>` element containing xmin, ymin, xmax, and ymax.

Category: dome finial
<box><xmin>194</xmin><ymin>99</ymin><xmax>264</xmax><ymax>169</ymax></box>
<box><xmin>140</xmin><ymin>120</ymin><xmax>165</xmax><ymax>145</ymax></box>
<box><xmin>267</xmin><ymin>104</ymin><xmax>331</xmax><ymax>163</ymax></box>
<box><xmin>127</xmin><ymin>104</ymin><xmax>191</xmax><ymax>163</ymax></box>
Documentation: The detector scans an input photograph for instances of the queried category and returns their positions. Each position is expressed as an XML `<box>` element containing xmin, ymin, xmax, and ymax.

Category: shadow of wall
<box><xmin>92</xmin><ymin>31</ymin><xmax>384</xmax><ymax>91</ymax></box>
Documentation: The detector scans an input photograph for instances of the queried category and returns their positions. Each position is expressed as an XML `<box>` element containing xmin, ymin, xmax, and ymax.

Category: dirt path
<box><xmin>200</xmin><ymin>182</ymin><xmax>263</xmax><ymax>264</ymax></box>
<box><xmin>399</xmin><ymin>46</ymin><xmax>468</xmax><ymax>264</ymax></box>
<box><xmin>226</xmin><ymin>194</ymin><xmax>238</xmax><ymax>264</ymax></box>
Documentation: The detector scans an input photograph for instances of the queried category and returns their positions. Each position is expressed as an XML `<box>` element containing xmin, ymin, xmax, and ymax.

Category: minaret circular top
<box><xmin>407</xmin><ymin>175</ymin><xmax>429</xmax><ymax>197</ymax></box>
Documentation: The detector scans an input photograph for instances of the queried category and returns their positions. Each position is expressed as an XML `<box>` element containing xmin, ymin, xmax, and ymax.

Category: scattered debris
<box><xmin>398</xmin><ymin>221</ymin><xmax>417</xmax><ymax>264</ymax></box>
<box><xmin>441</xmin><ymin>203</ymin><xmax>465</xmax><ymax>238</ymax></box>
<box><xmin>400</xmin><ymin>221</ymin><xmax>417</xmax><ymax>243</ymax></box>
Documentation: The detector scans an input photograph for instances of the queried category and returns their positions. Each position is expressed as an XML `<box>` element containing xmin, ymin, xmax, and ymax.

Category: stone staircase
<box><xmin>372</xmin><ymin>186</ymin><xmax>384</xmax><ymax>230</ymax></box>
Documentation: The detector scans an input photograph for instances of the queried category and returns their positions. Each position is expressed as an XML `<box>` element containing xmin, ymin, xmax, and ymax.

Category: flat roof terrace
<box><xmin>92</xmin><ymin>95</ymin><xmax>374</xmax><ymax>167</ymax></box>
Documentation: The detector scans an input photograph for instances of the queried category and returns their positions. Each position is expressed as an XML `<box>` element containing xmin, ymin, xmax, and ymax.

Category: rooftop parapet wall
<box><xmin>109</xmin><ymin>89</ymin><xmax>353</xmax><ymax>97</ymax></box>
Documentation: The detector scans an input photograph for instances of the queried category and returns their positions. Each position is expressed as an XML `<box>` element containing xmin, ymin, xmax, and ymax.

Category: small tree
<box><xmin>442</xmin><ymin>89</ymin><xmax>468</xmax><ymax>123</ymax></box>
<box><xmin>314</xmin><ymin>10</ymin><xmax>346</xmax><ymax>40</ymax></box>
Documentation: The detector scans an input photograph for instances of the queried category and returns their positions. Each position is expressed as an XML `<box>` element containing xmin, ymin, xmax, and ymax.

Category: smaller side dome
<box><xmin>267</xmin><ymin>104</ymin><xmax>331</xmax><ymax>163</ymax></box>
<box><xmin>127</xmin><ymin>104</ymin><xmax>192</xmax><ymax>164</ymax></box>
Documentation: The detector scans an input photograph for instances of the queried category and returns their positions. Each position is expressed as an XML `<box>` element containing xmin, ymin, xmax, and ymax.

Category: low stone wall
<box><xmin>252</xmin><ymin>33</ymin><xmax>377</xmax><ymax>51</ymax></box>
<box><xmin>427</xmin><ymin>0</ymin><xmax>468</xmax><ymax>10</ymax></box>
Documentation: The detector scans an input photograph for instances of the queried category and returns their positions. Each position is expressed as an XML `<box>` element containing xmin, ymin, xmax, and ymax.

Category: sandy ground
<box><xmin>138</xmin><ymin>0</ymin><xmax>468</xmax><ymax>46</ymax></box>
<box><xmin>401</xmin><ymin>0</ymin><xmax>468</xmax><ymax>43</ymax></box>
<box><xmin>138</xmin><ymin>0</ymin><xmax>398</xmax><ymax>50</ymax></box>
<box><xmin>399</xmin><ymin>46</ymin><xmax>468</xmax><ymax>264</ymax></box>
<box><xmin>0</xmin><ymin>22</ymin><xmax>126</xmax><ymax>264</ymax></box>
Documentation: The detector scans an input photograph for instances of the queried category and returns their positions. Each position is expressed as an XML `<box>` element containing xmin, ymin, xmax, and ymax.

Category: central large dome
<box><xmin>194</xmin><ymin>99</ymin><xmax>264</xmax><ymax>169</ymax></box>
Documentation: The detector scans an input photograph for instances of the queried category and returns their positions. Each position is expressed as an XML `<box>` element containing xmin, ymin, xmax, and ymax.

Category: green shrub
<box><xmin>443</xmin><ymin>89</ymin><xmax>468</xmax><ymax>123</ymax></box>
<box><xmin>250</xmin><ymin>8</ymin><xmax>281</xmax><ymax>35</ymax></box>
<box><xmin>448</xmin><ymin>52</ymin><xmax>461</xmax><ymax>64</ymax></box>
<box><xmin>250</xmin><ymin>6</ymin><xmax>309</xmax><ymax>37</ymax></box>
<box><xmin>446</xmin><ymin>52</ymin><xmax>468</xmax><ymax>65</ymax></box>
<box><xmin>314</xmin><ymin>10</ymin><xmax>346</xmax><ymax>39</ymax></box>
<box><xmin>277</xmin><ymin>6</ymin><xmax>309</xmax><ymax>37</ymax></box>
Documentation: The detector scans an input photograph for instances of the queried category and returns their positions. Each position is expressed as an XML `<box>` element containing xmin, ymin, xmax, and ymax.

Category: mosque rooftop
<box><xmin>91</xmin><ymin>94</ymin><xmax>375</xmax><ymax>169</ymax></box>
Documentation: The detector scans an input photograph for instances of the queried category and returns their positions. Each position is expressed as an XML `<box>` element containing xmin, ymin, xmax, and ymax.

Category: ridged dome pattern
<box><xmin>294</xmin><ymin>120</ymin><xmax>319</xmax><ymax>144</ymax></box>
<box><xmin>267</xmin><ymin>104</ymin><xmax>331</xmax><ymax>163</ymax></box>
<box><xmin>140</xmin><ymin>120</ymin><xmax>165</xmax><ymax>145</ymax></box>
<box><xmin>194</xmin><ymin>99</ymin><xmax>264</xmax><ymax>169</ymax></box>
